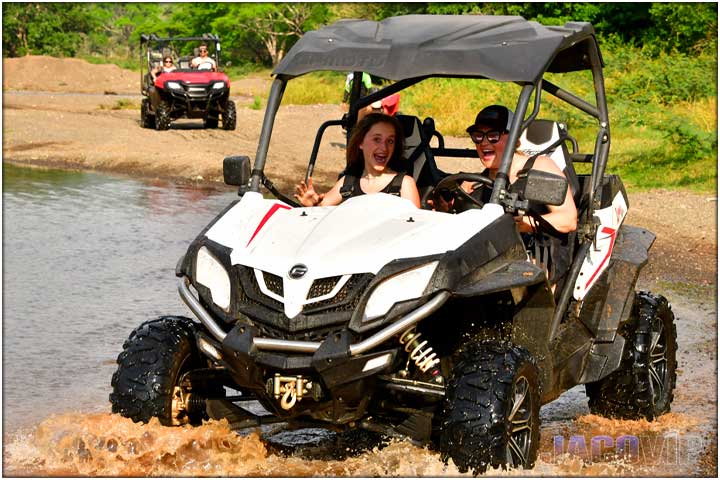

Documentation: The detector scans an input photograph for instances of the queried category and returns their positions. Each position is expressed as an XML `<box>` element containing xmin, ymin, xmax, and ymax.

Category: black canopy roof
<box><xmin>274</xmin><ymin>15</ymin><xmax>599</xmax><ymax>83</ymax></box>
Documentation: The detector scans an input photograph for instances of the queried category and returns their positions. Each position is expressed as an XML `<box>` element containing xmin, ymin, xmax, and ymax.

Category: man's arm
<box><xmin>517</xmin><ymin>155</ymin><xmax>577</xmax><ymax>233</ymax></box>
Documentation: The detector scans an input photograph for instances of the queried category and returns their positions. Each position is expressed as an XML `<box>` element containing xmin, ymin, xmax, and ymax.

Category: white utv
<box><xmin>111</xmin><ymin>15</ymin><xmax>677</xmax><ymax>474</ymax></box>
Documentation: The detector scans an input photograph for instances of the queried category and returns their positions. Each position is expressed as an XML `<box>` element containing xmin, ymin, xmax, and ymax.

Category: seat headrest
<box><xmin>396</xmin><ymin>114</ymin><xmax>422</xmax><ymax>140</ymax></box>
<box><xmin>521</xmin><ymin>119</ymin><xmax>560</xmax><ymax>149</ymax></box>
<box><xmin>519</xmin><ymin>119</ymin><xmax>567</xmax><ymax>170</ymax></box>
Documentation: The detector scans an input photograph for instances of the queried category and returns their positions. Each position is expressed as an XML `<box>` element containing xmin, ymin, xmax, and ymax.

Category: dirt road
<box><xmin>2</xmin><ymin>55</ymin><xmax>717</xmax><ymax>476</ymax></box>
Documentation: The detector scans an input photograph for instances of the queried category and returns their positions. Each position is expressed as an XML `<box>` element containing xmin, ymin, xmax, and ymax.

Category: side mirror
<box><xmin>513</xmin><ymin>169</ymin><xmax>568</xmax><ymax>206</ymax></box>
<box><xmin>223</xmin><ymin>156</ymin><xmax>251</xmax><ymax>186</ymax></box>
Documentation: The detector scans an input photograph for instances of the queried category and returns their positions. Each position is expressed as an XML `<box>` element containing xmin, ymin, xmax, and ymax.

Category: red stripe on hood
<box><xmin>246</xmin><ymin>204</ymin><xmax>291</xmax><ymax>247</ymax></box>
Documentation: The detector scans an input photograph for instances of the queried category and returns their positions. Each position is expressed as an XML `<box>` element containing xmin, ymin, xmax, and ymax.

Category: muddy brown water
<box><xmin>2</xmin><ymin>163</ymin><xmax>716</xmax><ymax>476</ymax></box>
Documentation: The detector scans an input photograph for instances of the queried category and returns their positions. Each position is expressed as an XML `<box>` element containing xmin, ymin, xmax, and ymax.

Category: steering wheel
<box><xmin>425</xmin><ymin>172</ymin><xmax>494</xmax><ymax>212</ymax></box>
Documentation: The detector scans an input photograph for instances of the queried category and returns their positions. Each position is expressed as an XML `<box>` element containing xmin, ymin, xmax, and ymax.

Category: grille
<box><xmin>304</xmin><ymin>273</ymin><xmax>374</xmax><ymax>313</ymax></box>
<box><xmin>262</xmin><ymin>271</ymin><xmax>284</xmax><ymax>297</ymax></box>
<box><xmin>235</xmin><ymin>265</ymin><xmax>374</xmax><ymax>317</ymax></box>
<box><xmin>235</xmin><ymin>266</ymin><xmax>283</xmax><ymax>311</ymax></box>
<box><xmin>307</xmin><ymin>275</ymin><xmax>342</xmax><ymax>300</ymax></box>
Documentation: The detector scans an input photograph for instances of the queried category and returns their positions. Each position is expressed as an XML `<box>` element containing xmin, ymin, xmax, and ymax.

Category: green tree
<box><xmin>2</xmin><ymin>3</ymin><xmax>102</xmax><ymax>57</ymax></box>
<box><xmin>83</xmin><ymin>3</ymin><xmax>170</xmax><ymax>57</ymax></box>
<box><xmin>647</xmin><ymin>3</ymin><xmax>717</xmax><ymax>53</ymax></box>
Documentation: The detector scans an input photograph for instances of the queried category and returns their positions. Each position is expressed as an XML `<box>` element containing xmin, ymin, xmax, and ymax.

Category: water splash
<box><xmin>3</xmin><ymin>411</ymin><xmax>710</xmax><ymax>477</ymax></box>
<box><xmin>3</xmin><ymin>413</ymin><xmax>464</xmax><ymax>477</ymax></box>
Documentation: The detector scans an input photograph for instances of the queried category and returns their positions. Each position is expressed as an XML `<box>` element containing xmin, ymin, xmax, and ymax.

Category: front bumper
<box><xmin>162</xmin><ymin>84</ymin><xmax>228</xmax><ymax>117</ymax></box>
<box><xmin>178</xmin><ymin>276</ymin><xmax>450</xmax><ymax>421</ymax></box>
<box><xmin>178</xmin><ymin>276</ymin><xmax>449</xmax><ymax>356</ymax></box>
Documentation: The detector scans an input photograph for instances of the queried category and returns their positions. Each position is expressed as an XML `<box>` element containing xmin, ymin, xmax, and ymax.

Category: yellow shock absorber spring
<box><xmin>399</xmin><ymin>328</ymin><xmax>440</xmax><ymax>373</ymax></box>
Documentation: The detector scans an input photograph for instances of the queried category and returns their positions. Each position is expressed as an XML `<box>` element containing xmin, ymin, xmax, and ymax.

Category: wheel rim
<box><xmin>506</xmin><ymin>375</ymin><xmax>533</xmax><ymax>467</ymax></box>
<box><xmin>648</xmin><ymin>320</ymin><xmax>667</xmax><ymax>406</ymax></box>
<box><xmin>169</xmin><ymin>352</ymin><xmax>193</xmax><ymax>425</ymax></box>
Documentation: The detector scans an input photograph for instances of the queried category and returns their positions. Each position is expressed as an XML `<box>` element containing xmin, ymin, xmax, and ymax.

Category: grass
<box><xmin>99</xmin><ymin>99</ymin><xmax>139</xmax><ymax>110</ymax></box>
<box><xmin>82</xmin><ymin>55</ymin><xmax>138</xmax><ymax>71</ymax></box>
<box><xmin>269</xmin><ymin>69</ymin><xmax>717</xmax><ymax>192</ymax></box>
<box><xmin>656</xmin><ymin>280</ymin><xmax>717</xmax><ymax>302</ymax></box>
<box><xmin>282</xmin><ymin>70</ymin><xmax>346</xmax><ymax>105</ymax></box>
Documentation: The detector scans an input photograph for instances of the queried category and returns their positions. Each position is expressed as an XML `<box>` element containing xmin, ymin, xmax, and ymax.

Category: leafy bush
<box><xmin>604</xmin><ymin>44</ymin><xmax>717</xmax><ymax>106</ymax></box>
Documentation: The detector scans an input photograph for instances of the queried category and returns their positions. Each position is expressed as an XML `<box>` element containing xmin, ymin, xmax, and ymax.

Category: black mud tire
<box><xmin>585</xmin><ymin>292</ymin><xmax>677</xmax><ymax>420</ymax></box>
<box><xmin>438</xmin><ymin>341</ymin><xmax>541</xmax><ymax>475</ymax></box>
<box><xmin>140</xmin><ymin>98</ymin><xmax>155</xmax><ymax>129</ymax></box>
<box><xmin>155</xmin><ymin>101</ymin><xmax>171</xmax><ymax>130</ymax></box>
<box><xmin>221</xmin><ymin>100</ymin><xmax>237</xmax><ymax>130</ymax></box>
<box><xmin>204</xmin><ymin>116</ymin><xmax>219</xmax><ymax>129</ymax></box>
<box><xmin>110</xmin><ymin>316</ymin><xmax>205</xmax><ymax>426</ymax></box>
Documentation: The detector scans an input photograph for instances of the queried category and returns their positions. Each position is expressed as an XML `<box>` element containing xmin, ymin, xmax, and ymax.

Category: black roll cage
<box><xmin>139</xmin><ymin>33</ymin><xmax>222</xmax><ymax>92</ymax></box>
<box><xmin>250</xmin><ymin>46</ymin><xmax>610</xmax><ymax>226</ymax></box>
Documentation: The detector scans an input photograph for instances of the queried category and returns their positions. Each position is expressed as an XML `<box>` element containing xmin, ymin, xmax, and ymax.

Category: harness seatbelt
<box><xmin>339</xmin><ymin>173</ymin><xmax>405</xmax><ymax>199</ymax></box>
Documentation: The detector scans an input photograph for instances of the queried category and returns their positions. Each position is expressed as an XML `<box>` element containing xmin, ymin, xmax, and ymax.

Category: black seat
<box><xmin>519</xmin><ymin>119</ymin><xmax>581</xmax><ymax>207</ymax></box>
<box><xmin>395</xmin><ymin>114</ymin><xmax>446</xmax><ymax>202</ymax></box>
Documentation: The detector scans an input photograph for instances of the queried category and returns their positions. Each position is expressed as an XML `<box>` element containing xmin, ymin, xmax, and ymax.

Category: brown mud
<box><xmin>2</xmin><ymin>55</ymin><xmax>717</xmax><ymax>477</ymax></box>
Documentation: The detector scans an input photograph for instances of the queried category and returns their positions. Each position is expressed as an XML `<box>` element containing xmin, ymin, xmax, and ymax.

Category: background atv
<box><xmin>112</xmin><ymin>16</ymin><xmax>677</xmax><ymax>474</ymax></box>
<box><xmin>139</xmin><ymin>33</ymin><xmax>236</xmax><ymax>131</ymax></box>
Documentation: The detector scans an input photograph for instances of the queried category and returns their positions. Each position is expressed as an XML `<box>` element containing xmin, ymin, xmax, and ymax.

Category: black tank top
<box><xmin>339</xmin><ymin>173</ymin><xmax>405</xmax><ymax>200</ymax></box>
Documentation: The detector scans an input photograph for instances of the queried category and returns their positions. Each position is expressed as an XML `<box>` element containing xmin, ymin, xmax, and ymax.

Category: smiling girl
<box><xmin>295</xmin><ymin>113</ymin><xmax>420</xmax><ymax>208</ymax></box>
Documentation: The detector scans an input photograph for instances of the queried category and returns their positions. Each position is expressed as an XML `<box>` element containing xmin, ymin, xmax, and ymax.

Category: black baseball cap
<box><xmin>466</xmin><ymin>105</ymin><xmax>514</xmax><ymax>133</ymax></box>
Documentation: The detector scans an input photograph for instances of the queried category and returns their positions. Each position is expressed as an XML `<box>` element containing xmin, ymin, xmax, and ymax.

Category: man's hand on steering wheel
<box><xmin>425</xmin><ymin>172</ymin><xmax>493</xmax><ymax>213</ymax></box>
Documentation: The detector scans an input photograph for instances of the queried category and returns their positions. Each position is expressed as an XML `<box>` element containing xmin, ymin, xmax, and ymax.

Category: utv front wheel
<box><xmin>155</xmin><ymin>101</ymin><xmax>171</xmax><ymax>130</ymax></box>
<box><xmin>110</xmin><ymin>316</ymin><xmax>207</xmax><ymax>426</ymax></box>
<box><xmin>586</xmin><ymin>292</ymin><xmax>677</xmax><ymax>420</ymax></box>
<box><xmin>221</xmin><ymin>100</ymin><xmax>237</xmax><ymax>130</ymax></box>
<box><xmin>140</xmin><ymin>98</ymin><xmax>155</xmax><ymax>129</ymax></box>
<box><xmin>439</xmin><ymin>342</ymin><xmax>540</xmax><ymax>475</ymax></box>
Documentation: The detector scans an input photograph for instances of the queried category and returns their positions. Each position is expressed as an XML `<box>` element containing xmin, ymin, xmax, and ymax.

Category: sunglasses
<box><xmin>469</xmin><ymin>130</ymin><xmax>503</xmax><ymax>144</ymax></box>
<box><xmin>199</xmin><ymin>49</ymin><xmax>208</xmax><ymax>52</ymax></box>
<box><xmin>164</xmin><ymin>60</ymin><xmax>173</xmax><ymax>64</ymax></box>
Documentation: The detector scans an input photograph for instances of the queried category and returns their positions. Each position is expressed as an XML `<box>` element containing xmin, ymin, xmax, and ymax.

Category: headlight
<box><xmin>195</xmin><ymin>246</ymin><xmax>231</xmax><ymax>311</ymax></box>
<box><xmin>212</xmin><ymin>82</ymin><xmax>226</xmax><ymax>90</ymax></box>
<box><xmin>363</xmin><ymin>261</ymin><xmax>438</xmax><ymax>322</ymax></box>
<box><xmin>166</xmin><ymin>81</ymin><xmax>182</xmax><ymax>90</ymax></box>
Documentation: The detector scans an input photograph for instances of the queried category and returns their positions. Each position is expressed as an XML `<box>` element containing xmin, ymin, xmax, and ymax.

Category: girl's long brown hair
<box><xmin>346</xmin><ymin>113</ymin><xmax>406</xmax><ymax>177</ymax></box>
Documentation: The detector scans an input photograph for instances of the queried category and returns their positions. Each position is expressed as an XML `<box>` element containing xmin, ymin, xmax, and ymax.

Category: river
<box><xmin>2</xmin><ymin>163</ymin><xmax>716</xmax><ymax>476</ymax></box>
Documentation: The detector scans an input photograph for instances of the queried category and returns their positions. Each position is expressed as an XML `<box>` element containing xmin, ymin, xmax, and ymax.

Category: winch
<box><xmin>267</xmin><ymin>373</ymin><xmax>322</xmax><ymax>410</ymax></box>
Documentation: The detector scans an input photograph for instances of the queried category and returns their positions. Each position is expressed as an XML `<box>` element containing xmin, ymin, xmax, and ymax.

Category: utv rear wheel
<box><xmin>110</xmin><ymin>316</ymin><xmax>207</xmax><ymax>426</ymax></box>
<box><xmin>221</xmin><ymin>100</ymin><xmax>237</xmax><ymax>130</ymax></box>
<box><xmin>586</xmin><ymin>292</ymin><xmax>677</xmax><ymax>420</ymax></box>
<box><xmin>140</xmin><ymin>98</ymin><xmax>155</xmax><ymax>128</ymax></box>
<box><xmin>438</xmin><ymin>342</ymin><xmax>540</xmax><ymax>475</ymax></box>
<box><xmin>155</xmin><ymin>101</ymin><xmax>171</xmax><ymax>130</ymax></box>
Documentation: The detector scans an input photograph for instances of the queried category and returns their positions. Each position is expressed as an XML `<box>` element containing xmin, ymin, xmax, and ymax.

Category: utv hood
<box><xmin>202</xmin><ymin>192</ymin><xmax>504</xmax><ymax>317</ymax></box>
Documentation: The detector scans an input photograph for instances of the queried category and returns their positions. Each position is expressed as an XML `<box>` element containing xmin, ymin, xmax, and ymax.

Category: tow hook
<box><xmin>267</xmin><ymin>374</ymin><xmax>321</xmax><ymax>410</ymax></box>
